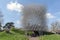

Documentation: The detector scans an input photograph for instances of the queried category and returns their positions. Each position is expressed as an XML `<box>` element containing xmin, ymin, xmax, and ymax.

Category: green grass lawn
<box><xmin>1</xmin><ymin>28</ymin><xmax>60</xmax><ymax>40</ymax></box>
<box><xmin>39</xmin><ymin>34</ymin><xmax>60</xmax><ymax>40</ymax></box>
<box><xmin>0</xmin><ymin>31</ymin><xmax>28</xmax><ymax>40</ymax></box>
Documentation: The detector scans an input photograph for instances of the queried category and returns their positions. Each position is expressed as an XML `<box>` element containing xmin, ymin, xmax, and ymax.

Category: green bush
<box><xmin>11</xmin><ymin>28</ymin><xmax>25</xmax><ymax>35</ymax></box>
<box><xmin>43</xmin><ymin>31</ymin><xmax>54</xmax><ymax>35</ymax></box>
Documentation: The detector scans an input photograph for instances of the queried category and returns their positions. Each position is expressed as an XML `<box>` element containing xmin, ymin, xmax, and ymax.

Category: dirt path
<box><xmin>29</xmin><ymin>37</ymin><xmax>39</xmax><ymax>40</ymax></box>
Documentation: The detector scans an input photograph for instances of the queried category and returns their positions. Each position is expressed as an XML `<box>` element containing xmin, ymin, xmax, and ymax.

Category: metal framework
<box><xmin>22</xmin><ymin>5</ymin><xmax>47</xmax><ymax>31</ymax></box>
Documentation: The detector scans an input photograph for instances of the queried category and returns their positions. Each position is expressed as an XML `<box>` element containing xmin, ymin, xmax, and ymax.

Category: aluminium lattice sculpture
<box><xmin>22</xmin><ymin>5</ymin><xmax>47</xmax><ymax>35</ymax></box>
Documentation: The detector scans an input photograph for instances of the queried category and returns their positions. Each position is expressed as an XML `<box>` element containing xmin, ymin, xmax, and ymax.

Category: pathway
<box><xmin>29</xmin><ymin>37</ymin><xmax>39</xmax><ymax>40</ymax></box>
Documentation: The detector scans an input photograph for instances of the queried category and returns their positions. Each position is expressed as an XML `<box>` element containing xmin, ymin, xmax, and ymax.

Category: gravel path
<box><xmin>29</xmin><ymin>37</ymin><xmax>39</xmax><ymax>40</ymax></box>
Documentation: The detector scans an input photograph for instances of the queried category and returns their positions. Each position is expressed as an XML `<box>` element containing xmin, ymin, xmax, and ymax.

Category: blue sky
<box><xmin>0</xmin><ymin>0</ymin><xmax>60</xmax><ymax>29</ymax></box>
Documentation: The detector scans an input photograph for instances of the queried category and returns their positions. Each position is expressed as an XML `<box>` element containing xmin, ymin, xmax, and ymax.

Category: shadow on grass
<box><xmin>42</xmin><ymin>31</ymin><xmax>54</xmax><ymax>35</ymax></box>
<box><xmin>28</xmin><ymin>31</ymin><xmax>55</xmax><ymax>37</ymax></box>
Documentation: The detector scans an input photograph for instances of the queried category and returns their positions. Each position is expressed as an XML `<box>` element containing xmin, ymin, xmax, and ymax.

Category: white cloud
<box><xmin>16</xmin><ymin>20</ymin><xmax>20</xmax><ymax>24</ymax></box>
<box><xmin>46</xmin><ymin>13</ymin><xmax>55</xmax><ymax>19</ymax></box>
<box><xmin>15</xmin><ymin>20</ymin><xmax>21</xmax><ymax>28</ymax></box>
<box><xmin>7</xmin><ymin>1</ymin><xmax>24</xmax><ymax>12</ymax></box>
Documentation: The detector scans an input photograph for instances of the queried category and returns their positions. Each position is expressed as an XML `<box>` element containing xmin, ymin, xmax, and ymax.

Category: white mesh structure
<box><xmin>22</xmin><ymin>5</ymin><xmax>47</xmax><ymax>31</ymax></box>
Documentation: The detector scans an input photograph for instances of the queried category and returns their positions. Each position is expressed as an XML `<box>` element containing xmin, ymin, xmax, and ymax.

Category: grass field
<box><xmin>0</xmin><ymin>29</ymin><xmax>60</xmax><ymax>40</ymax></box>
<box><xmin>0</xmin><ymin>31</ymin><xmax>28</xmax><ymax>40</ymax></box>
<box><xmin>39</xmin><ymin>34</ymin><xmax>60</xmax><ymax>40</ymax></box>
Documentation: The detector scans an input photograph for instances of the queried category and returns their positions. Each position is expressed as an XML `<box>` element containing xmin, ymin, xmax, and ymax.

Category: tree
<box><xmin>0</xmin><ymin>11</ymin><xmax>3</xmax><ymax>31</ymax></box>
<box><xmin>3</xmin><ymin>22</ymin><xmax>14</xmax><ymax>33</ymax></box>
<box><xmin>51</xmin><ymin>21</ymin><xmax>60</xmax><ymax>33</ymax></box>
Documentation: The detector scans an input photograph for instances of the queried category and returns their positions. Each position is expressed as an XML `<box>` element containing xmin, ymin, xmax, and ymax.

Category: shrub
<box><xmin>11</xmin><ymin>27</ymin><xmax>25</xmax><ymax>35</ymax></box>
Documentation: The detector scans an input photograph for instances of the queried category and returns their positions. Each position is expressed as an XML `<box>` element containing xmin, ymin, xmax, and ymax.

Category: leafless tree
<box><xmin>51</xmin><ymin>21</ymin><xmax>60</xmax><ymax>33</ymax></box>
<box><xmin>0</xmin><ymin>11</ymin><xmax>3</xmax><ymax>31</ymax></box>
